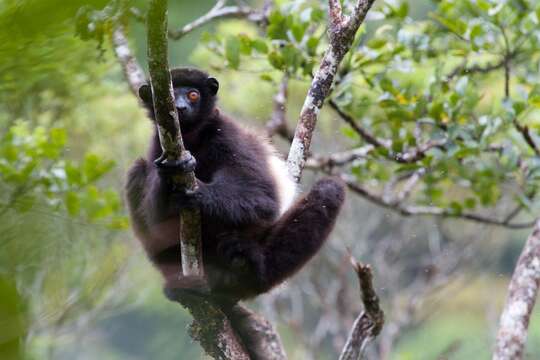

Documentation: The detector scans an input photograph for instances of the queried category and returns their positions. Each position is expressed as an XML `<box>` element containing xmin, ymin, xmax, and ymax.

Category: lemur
<box><xmin>125</xmin><ymin>68</ymin><xmax>345</xmax><ymax>302</ymax></box>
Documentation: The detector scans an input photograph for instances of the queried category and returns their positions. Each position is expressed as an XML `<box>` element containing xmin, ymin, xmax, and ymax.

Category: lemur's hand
<box><xmin>154</xmin><ymin>152</ymin><xmax>203</xmax><ymax>209</ymax></box>
<box><xmin>171</xmin><ymin>187</ymin><xmax>203</xmax><ymax>209</ymax></box>
<box><xmin>154</xmin><ymin>151</ymin><xmax>197</xmax><ymax>176</ymax></box>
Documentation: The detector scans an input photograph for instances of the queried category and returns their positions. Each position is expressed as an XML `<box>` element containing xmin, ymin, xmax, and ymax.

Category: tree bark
<box><xmin>493</xmin><ymin>219</ymin><xmax>540</xmax><ymax>360</ymax></box>
<box><xmin>145</xmin><ymin>1</ymin><xmax>251</xmax><ymax>358</ymax></box>
<box><xmin>339</xmin><ymin>255</ymin><xmax>384</xmax><ymax>360</ymax></box>
<box><xmin>146</xmin><ymin>0</ymin><xmax>202</xmax><ymax>276</ymax></box>
<box><xmin>286</xmin><ymin>0</ymin><xmax>376</xmax><ymax>182</ymax></box>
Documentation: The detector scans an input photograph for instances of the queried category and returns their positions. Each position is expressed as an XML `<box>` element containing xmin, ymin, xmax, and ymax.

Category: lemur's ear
<box><xmin>207</xmin><ymin>77</ymin><xmax>219</xmax><ymax>95</ymax></box>
<box><xmin>138</xmin><ymin>84</ymin><xmax>153</xmax><ymax>104</ymax></box>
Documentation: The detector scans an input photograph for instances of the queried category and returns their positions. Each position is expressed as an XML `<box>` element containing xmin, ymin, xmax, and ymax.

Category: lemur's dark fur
<box><xmin>125</xmin><ymin>68</ymin><xmax>345</xmax><ymax>302</ymax></box>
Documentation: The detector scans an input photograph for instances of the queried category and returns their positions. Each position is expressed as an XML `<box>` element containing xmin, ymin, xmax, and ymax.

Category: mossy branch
<box><xmin>146</xmin><ymin>0</ymin><xmax>202</xmax><ymax>276</ymax></box>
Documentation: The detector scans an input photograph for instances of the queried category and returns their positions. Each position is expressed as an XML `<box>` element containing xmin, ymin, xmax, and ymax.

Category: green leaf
<box><xmin>14</xmin><ymin>194</ymin><xmax>35</xmax><ymax>213</ymax></box>
<box><xmin>259</xmin><ymin>73</ymin><xmax>274</xmax><ymax>82</ymax></box>
<box><xmin>513</xmin><ymin>101</ymin><xmax>527</xmax><ymax>116</ymax></box>
<box><xmin>464</xmin><ymin>197</ymin><xmax>476</xmax><ymax>209</ymax></box>
<box><xmin>281</xmin><ymin>45</ymin><xmax>302</xmax><ymax>70</ymax></box>
<box><xmin>341</xmin><ymin>126</ymin><xmax>359</xmax><ymax>140</ymax></box>
<box><xmin>225</xmin><ymin>36</ymin><xmax>241</xmax><ymax>69</ymax></box>
<box><xmin>268</xmin><ymin>50</ymin><xmax>285</xmax><ymax>70</ymax></box>
<box><xmin>251</xmin><ymin>39</ymin><xmax>268</xmax><ymax>54</ymax></box>
<box><xmin>82</xmin><ymin>154</ymin><xmax>114</xmax><ymax>183</ymax></box>
<box><xmin>291</xmin><ymin>23</ymin><xmax>306</xmax><ymax>42</ymax></box>
<box><xmin>528</xmin><ymin>85</ymin><xmax>540</xmax><ymax>108</ymax></box>
<box><xmin>238</xmin><ymin>34</ymin><xmax>252</xmax><ymax>55</ymax></box>
<box><xmin>65</xmin><ymin>163</ymin><xmax>82</xmax><ymax>186</ymax></box>
<box><xmin>310</xmin><ymin>8</ymin><xmax>324</xmax><ymax>22</ymax></box>
<box><xmin>379</xmin><ymin>78</ymin><xmax>394</xmax><ymax>93</ymax></box>
<box><xmin>448</xmin><ymin>201</ymin><xmax>462</xmax><ymax>215</ymax></box>
<box><xmin>49</xmin><ymin>128</ymin><xmax>66</xmax><ymax>147</ymax></box>
<box><xmin>430</xmin><ymin>13</ymin><xmax>467</xmax><ymax>36</ymax></box>
<box><xmin>396</xmin><ymin>2</ymin><xmax>409</xmax><ymax>18</ymax></box>
<box><xmin>65</xmin><ymin>191</ymin><xmax>80</xmax><ymax>216</ymax></box>
<box><xmin>267</xmin><ymin>11</ymin><xmax>287</xmax><ymax>40</ymax></box>
<box><xmin>306</xmin><ymin>37</ymin><xmax>319</xmax><ymax>56</ymax></box>
<box><xmin>367</xmin><ymin>38</ymin><xmax>386</xmax><ymax>49</ymax></box>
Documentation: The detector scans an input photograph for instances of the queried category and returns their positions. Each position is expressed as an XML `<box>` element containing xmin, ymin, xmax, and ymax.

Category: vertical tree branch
<box><xmin>147</xmin><ymin>0</ymin><xmax>203</xmax><ymax>276</ymax></box>
<box><xmin>493</xmin><ymin>219</ymin><xmax>540</xmax><ymax>360</ymax></box>
<box><xmin>286</xmin><ymin>0</ymin><xmax>376</xmax><ymax>182</ymax></box>
<box><xmin>266</xmin><ymin>74</ymin><xmax>293</xmax><ymax>141</ymax></box>
<box><xmin>146</xmin><ymin>1</ymin><xmax>249</xmax><ymax>356</ymax></box>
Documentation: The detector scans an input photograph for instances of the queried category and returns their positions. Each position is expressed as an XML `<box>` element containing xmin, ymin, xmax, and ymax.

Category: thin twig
<box><xmin>169</xmin><ymin>3</ymin><xmax>264</xmax><ymax>40</ymax></box>
<box><xmin>305</xmin><ymin>145</ymin><xmax>375</xmax><ymax>169</ymax></box>
<box><xmin>266</xmin><ymin>74</ymin><xmax>294</xmax><ymax>142</ymax></box>
<box><xmin>445</xmin><ymin>57</ymin><xmax>509</xmax><ymax>81</ymax></box>
<box><xmin>329</xmin><ymin>99</ymin><xmax>390</xmax><ymax>149</ymax></box>
<box><xmin>329</xmin><ymin>99</ymin><xmax>447</xmax><ymax>164</ymax></box>
<box><xmin>513</xmin><ymin>119</ymin><xmax>540</xmax><ymax>157</ymax></box>
<box><xmin>392</xmin><ymin>168</ymin><xmax>426</xmax><ymax>204</ymax></box>
<box><xmin>337</xmin><ymin>174</ymin><xmax>535</xmax><ymax>229</ymax></box>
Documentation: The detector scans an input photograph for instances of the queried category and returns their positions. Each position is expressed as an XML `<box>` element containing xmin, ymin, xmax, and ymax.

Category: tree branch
<box><xmin>513</xmin><ymin>119</ymin><xmax>540</xmax><ymax>157</ymax></box>
<box><xmin>147</xmin><ymin>0</ymin><xmax>202</xmax><ymax>276</ymax></box>
<box><xmin>305</xmin><ymin>145</ymin><xmax>374</xmax><ymax>169</ymax></box>
<box><xmin>336</xmin><ymin>173</ymin><xmax>535</xmax><ymax>229</ymax></box>
<box><xmin>287</xmin><ymin>0</ymin><xmax>376</xmax><ymax>182</ymax></box>
<box><xmin>329</xmin><ymin>100</ymin><xmax>448</xmax><ymax>164</ymax></box>
<box><xmin>146</xmin><ymin>1</ymin><xmax>253</xmax><ymax>358</ymax></box>
<box><xmin>339</xmin><ymin>255</ymin><xmax>384</xmax><ymax>360</ymax></box>
<box><xmin>445</xmin><ymin>57</ymin><xmax>509</xmax><ymax>81</ymax></box>
<box><xmin>493</xmin><ymin>219</ymin><xmax>540</xmax><ymax>360</ymax></box>
<box><xmin>112</xmin><ymin>25</ymin><xmax>146</xmax><ymax>98</ymax></box>
<box><xmin>266</xmin><ymin>74</ymin><xmax>294</xmax><ymax>142</ymax></box>
<box><xmin>329</xmin><ymin>99</ymin><xmax>390</xmax><ymax>149</ymax></box>
<box><xmin>168</xmin><ymin>2</ymin><xmax>264</xmax><ymax>40</ymax></box>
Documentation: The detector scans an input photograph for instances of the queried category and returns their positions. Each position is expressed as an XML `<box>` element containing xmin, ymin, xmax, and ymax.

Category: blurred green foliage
<box><xmin>0</xmin><ymin>122</ymin><xmax>125</xmax><ymax>228</ymax></box>
<box><xmin>200</xmin><ymin>0</ymin><xmax>540</xmax><ymax>217</ymax></box>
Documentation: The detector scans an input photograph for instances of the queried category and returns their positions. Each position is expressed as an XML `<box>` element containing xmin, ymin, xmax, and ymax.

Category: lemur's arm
<box><xmin>140</xmin><ymin>144</ymin><xmax>279</xmax><ymax>227</ymax></box>
<box><xmin>197</xmin><ymin>166</ymin><xmax>279</xmax><ymax>226</ymax></box>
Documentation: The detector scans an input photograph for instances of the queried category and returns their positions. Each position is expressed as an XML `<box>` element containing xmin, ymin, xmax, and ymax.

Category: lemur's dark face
<box><xmin>139</xmin><ymin>68</ymin><xmax>219</xmax><ymax>130</ymax></box>
<box><xmin>172</xmin><ymin>76</ymin><xmax>219</xmax><ymax>126</ymax></box>
<box><xmin>174</xmin><ymin>86</ymin><xmax>201</xmax><ymax>124</ymax></box>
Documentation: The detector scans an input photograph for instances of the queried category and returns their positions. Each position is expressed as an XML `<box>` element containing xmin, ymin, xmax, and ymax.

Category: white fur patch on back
<box><xmin>267</xmin><ymin>154</ymin><xmax>297</xmax><ymax>215</ymax></box>
<box><xmin>240</xmin><ymin>125</ymin><xmax>298</xmax><ymax>215</ymax></box>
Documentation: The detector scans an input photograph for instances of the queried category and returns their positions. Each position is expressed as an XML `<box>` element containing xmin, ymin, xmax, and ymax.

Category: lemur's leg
<box><xmin>215</xmin><ymin>177</ymin><xmax>345</xmax><ymax>297</ymax></box>
<box><xmin>125</xmin><ymin>158</ymin><xmax>151</xmax><ymax>234</ymax></box>
<box><xmin>257</xmin><ymin>177</ymin><xmax>345</xmax><ymax>292</ymax></box>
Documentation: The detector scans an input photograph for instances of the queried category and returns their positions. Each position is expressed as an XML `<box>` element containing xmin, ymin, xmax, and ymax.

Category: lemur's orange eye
<box><xmin>187</xmin><ymin>90</ymin><xmax>200</xmax><ymax>102</ymax></box>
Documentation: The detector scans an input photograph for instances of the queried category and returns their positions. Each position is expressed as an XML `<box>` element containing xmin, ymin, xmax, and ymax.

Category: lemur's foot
<box><xmin>165</xmin><ymin>275</ymin><xmax>239</xmax><ymax>305</ymax></box>
<box><xmin>163</xmin><ymin>275</ymin><xmax>210</xmax><ymax>302</ymax></box>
